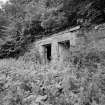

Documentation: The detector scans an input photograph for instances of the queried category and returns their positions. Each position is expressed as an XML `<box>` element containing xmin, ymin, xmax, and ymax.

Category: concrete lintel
<box><xmin>35</xmin><ymin>31</ymin><xmax>77</xmax><ymax>46</ymax></box>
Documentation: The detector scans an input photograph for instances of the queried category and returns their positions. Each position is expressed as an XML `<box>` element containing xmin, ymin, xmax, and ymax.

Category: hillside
<box><xmin>0</xmin><ymin>0</ymin><xmax>105</xmax><ymax>58</ymax></box>
<box><xmin>1</xmin><ymin>0</ymin><xmax>105</xmax><ymax>105</ymax></box>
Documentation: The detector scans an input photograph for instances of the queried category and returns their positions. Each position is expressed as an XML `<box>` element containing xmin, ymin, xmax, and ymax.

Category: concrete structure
<box><xmin>35</xmin><ymin>26</ymin><xmax>80</xmax><ymax>64</ymax></box>
<box><xmin>35</xmin><ymin>25</ymin><xmax>105</xmax><ymax>64</ymax></box>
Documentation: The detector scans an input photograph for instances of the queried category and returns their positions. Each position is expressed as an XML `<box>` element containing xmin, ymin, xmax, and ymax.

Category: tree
<box><xmin>0</xmin><ymin>9</ymin><xmax>10</xmax><ymax>44</ymax></box>
<box><xmin>63</xmin><ymin>0</ymin><xmax>105</xmax><ymax>26</ymax></box>
<box><xmin>0</xmin><ymin>0</ymin><xmax>105</xmax><ymax>58</ymax></box>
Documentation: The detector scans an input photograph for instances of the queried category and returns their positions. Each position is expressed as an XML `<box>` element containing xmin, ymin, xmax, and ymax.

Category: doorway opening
<box><xmin>58</xmin><ymin>40</ymin><xmax>70</xmax><ymax>60</ymax></box>
<box><xmin>43</xmin><ymin>44</ymin><xmax>52</xmax><ymax>62</ymax></box>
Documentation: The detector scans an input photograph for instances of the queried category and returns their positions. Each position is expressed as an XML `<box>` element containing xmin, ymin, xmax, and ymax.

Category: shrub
<box><xmin>1</xmin><ymin>43</ymin><xmax>105</xmax><ymax>105</ymax></box>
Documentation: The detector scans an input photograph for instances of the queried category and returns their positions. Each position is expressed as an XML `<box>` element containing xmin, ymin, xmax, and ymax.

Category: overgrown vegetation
<box><xmin>0</xmin><ymin>0</ymin><xmax>105</xmax><ymax>58</ymax></box>
<box><xmin>1</xmin><ymin>44</ymin><xmax>105</xmax><ymax>105</ymax></box>
<box><xmin>1</xmin><ymin>0</ymin><xmax>105</xmax><ymax>105</ymax></box>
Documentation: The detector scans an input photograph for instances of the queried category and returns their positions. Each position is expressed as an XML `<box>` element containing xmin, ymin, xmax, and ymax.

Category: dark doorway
<box><xmin>43</xmin><ymin>44</ymin><xmax>51</xmax><ymax>62</ymax></box>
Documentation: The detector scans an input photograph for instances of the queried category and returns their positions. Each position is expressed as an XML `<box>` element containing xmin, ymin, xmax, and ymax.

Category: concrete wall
<box><xmin>35</xmin><ymin>28</ymin><xmax>105</xmax><ymax>64</ymax></box>
<box><xmin>35</xmin><ymin>30</ymin><xmax>78</xmax><ymax>64</ymax></box>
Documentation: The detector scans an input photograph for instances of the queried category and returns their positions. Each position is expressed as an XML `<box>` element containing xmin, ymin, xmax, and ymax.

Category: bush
<box><xmin>1</xmin><ymin>43</ymin><xmax>105</xmax><ymax>105</ymax></box>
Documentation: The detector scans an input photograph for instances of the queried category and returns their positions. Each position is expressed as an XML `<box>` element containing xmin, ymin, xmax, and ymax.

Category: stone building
<box><xmin>35</xmin><ymin>26</ymin><xmax>80</xmax><ymax>64</ymax></box>
<box><xmin>35</xmin><ymin>25</ymin><xmax>105</xmax><ymax>64</ymax></box>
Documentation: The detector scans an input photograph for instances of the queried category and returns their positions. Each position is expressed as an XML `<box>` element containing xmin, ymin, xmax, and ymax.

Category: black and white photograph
<box><xmin>0</xmin><ymin>0</ymin><xmax>105</xmax><ymax>105</ymax></box>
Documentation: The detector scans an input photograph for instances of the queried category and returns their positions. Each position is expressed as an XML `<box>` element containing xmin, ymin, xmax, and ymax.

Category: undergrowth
<box><xmin>1</xmin><ymin>41</ymin><xmax>105</xmax><ymax>105</ymax></box>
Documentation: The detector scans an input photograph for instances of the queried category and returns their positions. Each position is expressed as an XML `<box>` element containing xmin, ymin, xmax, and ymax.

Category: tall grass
<box><xmin>1</xmin><ymin>38</ymin><xmax>105</xmax><ymax>105</ymax></box>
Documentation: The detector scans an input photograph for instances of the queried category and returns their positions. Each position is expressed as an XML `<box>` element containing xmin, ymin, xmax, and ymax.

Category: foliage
<box><xmin>0</xmin><ymin>37</ymin><xmax>105</xmax><ymax>105</ymax></box>
<box><xmin>64</xmin><ymin>0</ymin><xmax>105</xmax><ymax>26</ymax></box>
<box><xmin>0</xmin><ymin>9</ymin><xmax>9</xmax><ymax>41</ymax></box>
<box><xmin>0</xmin><ymin>0</ymin><xmax>105</xmax><ymax>58</ymax></box>
<box><xmin>1</xmin><ymin>1</ymin><xmax>105</xmax><ymax>105</ymax></box>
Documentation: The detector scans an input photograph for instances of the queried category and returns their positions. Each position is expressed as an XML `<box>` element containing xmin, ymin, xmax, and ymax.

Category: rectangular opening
<box><xmin>43</xmin><ymin>44</ymin><xmax>52</xmax><ymax>62</ymax></box>
<box><xmin>59</xmin><ymin>40</ymin><xmax>70</xmax><ymax>49</ymax></box>
<box><xmin>58</xmin><ymin>40</ymin><xmax>70</xmax><ymax>61</ymax></box>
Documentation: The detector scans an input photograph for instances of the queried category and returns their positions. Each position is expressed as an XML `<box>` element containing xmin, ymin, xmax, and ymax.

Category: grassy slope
<box><xmin>1</xmin><ymin>28</ymin><xmax>105</xmax><ymax>105</ymax></box>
